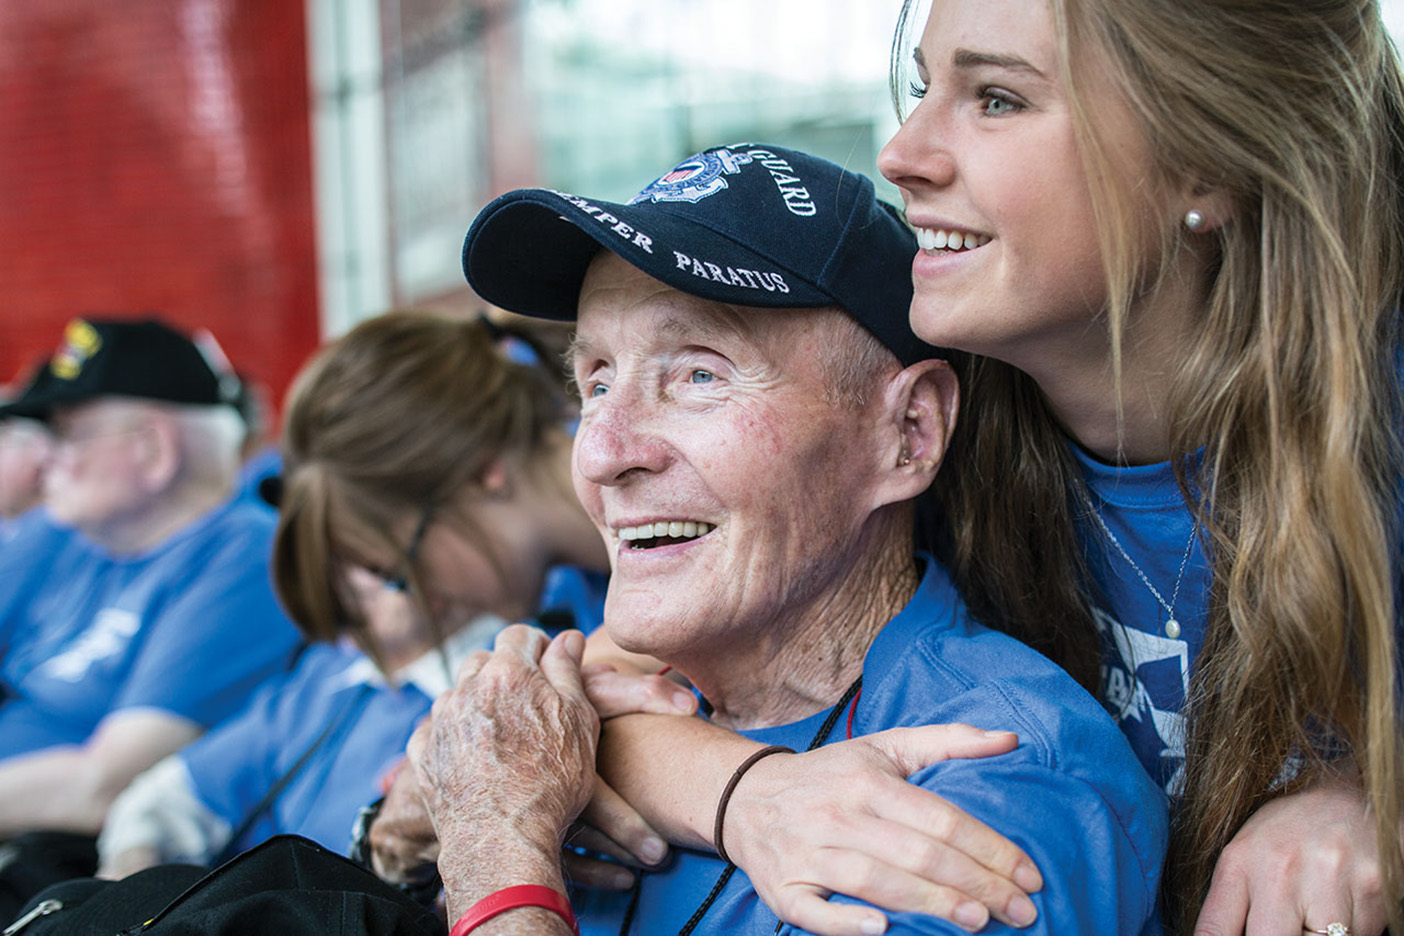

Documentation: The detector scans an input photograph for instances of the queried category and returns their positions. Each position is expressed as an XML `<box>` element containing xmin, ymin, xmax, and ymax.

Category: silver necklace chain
<box><xmin>1089</xmin><ymin>508</ymin><xmax>1197</xmax><ymax>635</ymax></box>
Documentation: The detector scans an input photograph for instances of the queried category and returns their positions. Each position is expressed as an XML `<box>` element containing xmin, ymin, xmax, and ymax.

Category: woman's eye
<box><xmin>981</xmin><ymin>91</ymin><xmax>1021</xmax><ymax>116</ymax></box>
<box><xmin>587</xmin><ymin>382</ymin><xmax>609</xmax><ymax>398</ymax></box>
<box><xmin>908</xmin><ymin>80</ymin><xmax>927</xmax><ymax>101</ymax></box>
<box><xmin>688</xmin><ymin>369</ymin><xmax>715</xmax><ymax>384</ymax></box>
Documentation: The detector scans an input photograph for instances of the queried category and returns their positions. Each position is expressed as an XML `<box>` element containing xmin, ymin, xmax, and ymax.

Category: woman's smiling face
<box><xmin>878</xmin><ymin>0</ymin><xmax>1151</xmax><ymax>378</ymax></box>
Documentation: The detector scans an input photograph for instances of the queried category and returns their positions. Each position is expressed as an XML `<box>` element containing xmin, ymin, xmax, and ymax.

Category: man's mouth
<box><xmin>615</xmin><ymin>520</ymin><xmax>713</xmax><ymax>550</ymax></box>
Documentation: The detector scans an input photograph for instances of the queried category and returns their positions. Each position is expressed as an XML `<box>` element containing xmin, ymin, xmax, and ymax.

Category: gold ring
<box><xmin>1307</xmin><ymin>925</ymin><xmax>1351</xmax><ymax>936</ymax></box>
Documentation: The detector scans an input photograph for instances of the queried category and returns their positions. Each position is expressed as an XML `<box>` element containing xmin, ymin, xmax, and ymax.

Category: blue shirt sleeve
<box><xmin>0</xmin><ymin>513</ymin><xmax>76</xmax><ymax>660</ymax></box>
<box><xmin>179</xmin><ymin>670</ymin><xmax>290</xmax><ymax>833</ymax></box>
<box><xmin>818</xmin><ymin>756</ymin><xmax>1163</xmax><ymax>935</ymax></box>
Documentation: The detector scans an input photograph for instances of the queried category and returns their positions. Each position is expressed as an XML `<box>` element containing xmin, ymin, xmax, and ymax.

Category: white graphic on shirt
<box><xmin>1093</xmin><ymin>606</ymin><xmax>1189</xmax><ymax>795</ymax></box>
<box><xmin>41</xmin><ymin>608</ymin><xmax>141</xmax><ymax>682</ymax></box>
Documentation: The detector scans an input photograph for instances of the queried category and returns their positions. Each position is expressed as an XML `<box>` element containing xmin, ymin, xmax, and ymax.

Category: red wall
<box><xmin>0</xmin><ymin>0</ymin><xmax>320</xmax><ymax>420</ymax></box>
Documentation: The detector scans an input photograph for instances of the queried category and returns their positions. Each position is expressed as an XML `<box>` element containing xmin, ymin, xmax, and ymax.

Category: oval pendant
<box><xmin>1164</xmin><ymin>618</ymin><xmax>1181</xmax><ymax>640</ymax></box>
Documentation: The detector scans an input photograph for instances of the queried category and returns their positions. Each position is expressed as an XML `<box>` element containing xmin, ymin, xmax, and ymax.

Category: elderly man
<box><xmin>405</xmin><ymin>145</ymin><xmax>1168</xmax><ymax>935</ymax></box>
<box><xmin>0</xmin><ymin>318</ymin><xmax>301</xmax><ymax>917</ymax></box>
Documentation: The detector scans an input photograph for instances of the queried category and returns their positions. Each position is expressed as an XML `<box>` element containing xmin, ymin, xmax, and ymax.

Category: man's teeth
<box><xmin>915</xmin><ymin>227</ymin><xmax>991</xmax><ymax>252</ymax></box>
<box><xmin>617</xmin><ymin>521</ymin><xmax>711</xmax><ymax>541</ymax></box>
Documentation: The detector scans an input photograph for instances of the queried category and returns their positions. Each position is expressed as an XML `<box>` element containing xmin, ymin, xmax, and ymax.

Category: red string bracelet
<box><xmin>449</xmin><ymin>884</ymin><xmax>578</xmax><ymax>936</ymax></box>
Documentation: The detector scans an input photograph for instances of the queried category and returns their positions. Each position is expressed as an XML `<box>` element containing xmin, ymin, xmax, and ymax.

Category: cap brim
<box><xmin>0</xmin><ymin>371</ymin><xmax>90</xmax><ymax>422</ymax></box>
<box><xmin>462</xmin><ymin>189</ymin><xmax>838</xmax><ymax>321</ymax></box>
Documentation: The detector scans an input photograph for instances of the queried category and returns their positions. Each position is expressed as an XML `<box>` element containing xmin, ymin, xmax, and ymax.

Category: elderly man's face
<box><xmin>43</xmin><ymin>399</ymin><xmax>155</xmax><ymax>534</ymax></box>
<box><xmin>571</xmin><ymin>253</ymin><xmax>891</xmax><ymax>660</ymax></box>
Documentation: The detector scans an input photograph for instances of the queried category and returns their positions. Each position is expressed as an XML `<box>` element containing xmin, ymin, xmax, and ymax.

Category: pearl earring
<box><xmin>1184</xmin><ymin>209</ymin><xmax>1206</xmax><ymax>231</ymax></box>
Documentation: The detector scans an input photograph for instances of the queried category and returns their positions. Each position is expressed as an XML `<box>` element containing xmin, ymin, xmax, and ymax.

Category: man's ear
<box><xmin>871</xmin><ymin>358</ymin><xmax>959</xmax><ymax>509</ymax></box>
<box><xmin>136</xmin><ymin>412</ymin><xmax>182</xmax><ymax>493</ymax></box>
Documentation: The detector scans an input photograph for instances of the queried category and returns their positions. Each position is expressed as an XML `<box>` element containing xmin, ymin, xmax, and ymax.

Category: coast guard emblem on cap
<box><xmin>51</xmin><ymin>319</ymin><xmax>101</xmax><ymax>381</ymax></box>
<box><xmin>629</xmin><ymin>148</ymin><xmax>752</xmax><ymax>205</ymax></box>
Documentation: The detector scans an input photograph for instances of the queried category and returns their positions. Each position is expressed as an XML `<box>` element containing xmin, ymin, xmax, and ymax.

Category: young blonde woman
<box><xmin>882</xmin><ymin>0</ymin><xmax>1404</xmax><ymax>931</ymax></box>
<box><xmin>547</xmin><ymin>2</ymin><xmax>1404</xmax><ymax>934</ymax></box>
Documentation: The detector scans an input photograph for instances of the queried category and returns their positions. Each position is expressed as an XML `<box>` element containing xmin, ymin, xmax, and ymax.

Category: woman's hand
<box><xmin>723</xmin><ymin>725</ymin><xmax>1043</xmax><ymax>936</ymax></box>
<box><xmin>1194</xmin><ymin>769</ymin><xmax>1385</xmax><ymax>936</ymax></box>
<box><xmin>367</xmin><ymin>760</ymin><xmax>440</xmax><ymax>885</ymax></box>
<box><xmin>561</xmin><ymin>660</ymin><xmax>697</xmax><ymax>887</ymax></box>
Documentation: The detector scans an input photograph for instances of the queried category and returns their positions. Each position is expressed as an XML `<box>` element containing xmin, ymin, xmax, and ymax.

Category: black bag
<box><xmin>0</xmin><ymin>832</ymin><xmax>98</xmax><ymax>924</ymax></box>
<box><xmin>5</xmin><ymin>835</ymin><xmax>445</xmax><ymax>935</ymax></box>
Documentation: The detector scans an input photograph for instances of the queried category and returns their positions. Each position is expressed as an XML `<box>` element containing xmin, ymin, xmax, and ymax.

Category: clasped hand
<box><xmin>379</xmin><ymin>626</ymin><xmax>693</xmax><ymax>892</ymax></box>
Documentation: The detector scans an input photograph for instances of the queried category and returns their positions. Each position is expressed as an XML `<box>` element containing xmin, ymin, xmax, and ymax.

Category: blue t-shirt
<box><xmin>0</xmin><ymin>506</ymin><xmax>58</xmax><ymax>555</ymax></box>
<box><xmin>0</xmin><ymin>511</ymin><xmax>75</xmax><ymax>666</ymax></box>
<box><xmin>1072</xmin><ymin>446</ymin><xmax>1212</xmax><ymax>797</ymax></box>
<box><xmin>179</xmin><ymin>565</ymin><xmax>608</xmax><ymax>856</ymax></box>
<box><xmin>0</xmin><ymin>498</ymin><xmax>303</xmax><ymax>760</ymax></box>
<box><xmin>538</xmin><ymin>565</ymin><xmax>610</xmax><ymax>635</ymax></box>
<box><xmin>180</xmin><ymin>639</ymin><xmax>447</xmax><ymax>856</ymax></box>
<box><xmin>575</xmin><ymin>557</ymin><xmax>1168</xmax><ymax>936</ymax></box>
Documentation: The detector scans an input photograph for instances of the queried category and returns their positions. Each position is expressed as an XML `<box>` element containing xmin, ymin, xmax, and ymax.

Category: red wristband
<box><xmin>449</xmin><ymin>884</ymin><xmax>578</xmax><ymax>936</ymax></box>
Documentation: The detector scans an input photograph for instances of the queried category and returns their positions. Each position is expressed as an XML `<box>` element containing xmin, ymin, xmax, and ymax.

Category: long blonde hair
<box><xmin>894</xmin><ymin>0</ymin><xmax>1404</xmax><ymax>927</ymax></box>
<box><xmin>272</xmin><ymin>311</ymin><xmax>568</xmax><ymax>666</ymax></box>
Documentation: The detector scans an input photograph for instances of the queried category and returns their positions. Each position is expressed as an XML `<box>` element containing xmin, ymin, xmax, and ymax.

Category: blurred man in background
<box><xmin>0</xmin><ymin>317</ymin><xmax>302</xmax><ymax>920</ymax></box>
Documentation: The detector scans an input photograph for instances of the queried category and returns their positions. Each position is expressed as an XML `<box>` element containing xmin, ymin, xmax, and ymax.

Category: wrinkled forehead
<box><xmin>48</xmin><ymin>396</ymin><xmax>154</xmax><ymax>432</ymax></box>
<box><xmin>571</xmin><ymin>251</ymin><xmax>840</xmax><ymax>368</ymax></box>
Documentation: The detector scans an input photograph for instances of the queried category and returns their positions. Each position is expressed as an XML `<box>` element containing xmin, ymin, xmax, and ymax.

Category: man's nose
<box><xmin>573</xmin><ymin>386</ymin><xmax>672</xmax><ymax>487</ymax></box>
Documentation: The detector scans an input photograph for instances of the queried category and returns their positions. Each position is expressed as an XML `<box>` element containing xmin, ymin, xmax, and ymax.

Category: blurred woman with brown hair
<box><xmin>99</xmin><ymin>311</ymin><xmax>623</xmax><ymax>878</ymax></box>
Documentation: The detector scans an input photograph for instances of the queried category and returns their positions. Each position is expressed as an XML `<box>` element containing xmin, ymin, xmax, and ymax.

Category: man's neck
<box><xmin>84</xmin><ymin>478</ymin><xmax>233</xmax><ymax>555</ymax></box>
<box><xmin>681</xmin><ymin>521</ymin><xmax>920</xmax><ymax>732</ymax></box>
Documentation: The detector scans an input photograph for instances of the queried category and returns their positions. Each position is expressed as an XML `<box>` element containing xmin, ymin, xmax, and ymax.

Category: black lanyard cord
<box><xmin>213</xmin><ymin>682</ymin><xmax>375</xmax><ymax>866</ymax></box>
<box><xmin>622</xmin><ymin>673</ymin><xmax>863</xmax><ymax>936</ymax></box>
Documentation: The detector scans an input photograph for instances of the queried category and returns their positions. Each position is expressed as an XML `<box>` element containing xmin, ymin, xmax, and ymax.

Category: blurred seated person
<box><xmin>0</xmin><ymin>317</ymin><xmax>302</xmax><ymax>918</ymax></box>
<box><xmin>405</xmin><ymin>144</ymin><xmax>1169</xmax><ymax>935</ymax></box>
<box><xmin>0</xmin><ymin>361</ymin><xmax>57</xmax><ymax>540</ymax></box>
<box><xmin>0</xmin><ymin>412</ymin><xmax>53</xmax><ymax>544</ymax></box>
<box><xmin>0</xmin><ymin>418</ymin><xmax>51</xmax><ymax>521</ymax></box>
<box><xmin>96</xmin><ymin>310</ymin><xmax>615</xmax><ymax>882</ymax></box>
<box><xmin>99</xmin><ymin>575</ymin><xmax>505</xmax><ymax>882</ymax></box>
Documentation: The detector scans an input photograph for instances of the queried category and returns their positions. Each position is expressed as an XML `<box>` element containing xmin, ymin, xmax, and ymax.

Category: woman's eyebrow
<box><xmin>952</xmin><ymin>47</ymin><xmax>1046</xmax><ymax>78</ymax></box>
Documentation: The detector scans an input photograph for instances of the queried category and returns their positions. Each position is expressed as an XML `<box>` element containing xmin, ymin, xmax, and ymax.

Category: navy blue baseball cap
<box><xmin>462</xmin><ymin>143</ymin><xmax>935</xmax><ymax>367</ymax></box>
<box><xmin>0</xmin><ymin>317</ymin><xmax>244</xmax><ymax>421</ymax></box>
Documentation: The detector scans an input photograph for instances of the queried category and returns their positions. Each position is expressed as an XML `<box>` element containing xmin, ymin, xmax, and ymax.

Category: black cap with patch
<box><xmin>462</xmin><ymin>143</ymin><xmax>935</xmax><ymax>367</ymax></box>
<box><xmin>0</xmin><ymin>317</ymin><xmax>243</xmax><ymax>421</ymax></box>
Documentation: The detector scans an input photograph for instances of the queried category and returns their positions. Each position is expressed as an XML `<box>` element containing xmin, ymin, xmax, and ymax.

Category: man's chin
<box><xmin>41</xmin><ymin>504</ymin><xmax>81</xmax><ymax>528</ymax></box>
<box><xmin>601</xmin><ymin>601</ymin><xmax>694</xmax><ymax>658</ymax></box>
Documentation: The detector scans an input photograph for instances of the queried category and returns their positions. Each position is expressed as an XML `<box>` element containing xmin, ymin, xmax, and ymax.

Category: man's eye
<box><xmin>587</xmin><ymin>382</ymin><xmax>608</xmax><ymax>398</ymax></box>
<box><xmin>689</xmin><ymin>370</ymin><xmax>715</xmax><ymax>384</ymax></box>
